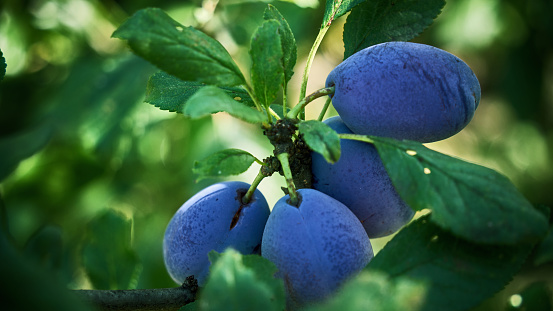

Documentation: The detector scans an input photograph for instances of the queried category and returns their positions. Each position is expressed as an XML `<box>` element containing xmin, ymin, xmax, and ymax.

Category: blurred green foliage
<box><xmin>0</xmin><ymin>0</ymin><xmax>552</xmax><ymax>309</ymax></box>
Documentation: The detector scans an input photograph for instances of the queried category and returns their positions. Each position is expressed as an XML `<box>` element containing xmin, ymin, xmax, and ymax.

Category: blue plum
<box><xmin>326</xmin><ymin>41</ymin><xmax>481</xmax><ymax>143</ymax></box>
<box><xmin>311</xmin><ymin>116</ymin><xmax>415</xmax><ymax>238</ymax></box>
<box><xmin>261</xmin><ymin>188</ymin><xmax>373</xmax><ymax>309</ymax></box>
<box><xmin>163</xmin><ymin>181</ymin><xmax>269</xmax><ymax>286</ymax></box>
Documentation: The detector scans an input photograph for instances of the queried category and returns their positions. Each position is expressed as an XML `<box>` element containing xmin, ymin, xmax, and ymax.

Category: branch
<box><xmin>287</xmin><ymin>86</ymin><xmax>335</xmax><ymax>119</ymax></box>
<box><xmin>74</xmin><ymin>276</ymin><xmax>198</xmax><ymax>311</ymax></box>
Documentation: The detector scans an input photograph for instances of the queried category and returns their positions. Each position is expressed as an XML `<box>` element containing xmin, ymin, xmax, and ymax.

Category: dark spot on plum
<box><xmin>230</xmin><ymin>188</ymin><xmax>251</xmax><ymax>230</ymax></box>
<box><xmin>360</xmin><ymin>213</ymin><xmax>375</xmax><ymax>223</ymax></box>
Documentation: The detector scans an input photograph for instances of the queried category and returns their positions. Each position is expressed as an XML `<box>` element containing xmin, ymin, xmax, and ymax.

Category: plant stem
<box><xmin>277</xmin><ymin>152</ymin><xmax>298</xmax><ymax>206</ymax></box>
<box><xmin>338</xmin><ymin>133</ymin><xmax>376</xmax><ymax>145</ymax></box>
<box><xmin>298</xmin><ymin>25</ymin><xmax>330</xmax><ymax>105</ymax></box>
<box><xmin>268</xmin><ymin>107</ymin><xmax>280</xmax><ymax>121</ymax></box>
<box><xmin>264</xmin><ymin>107</ymin><xmax>273</xmax><ymax>123</ymax></box>
<box><xmin>287</xmin><ymin>86</ymin><xmax>335</xmax><ymax>119</ymax></box>
<box><xmin>243</xmin><ymin>170</ymin><xmax>266</xmax><ymax>204</ymax></box>
<box><xmin>317</xmin><ymin>96</ymin><xmax>332</xmax><ymax>121</ymax></box>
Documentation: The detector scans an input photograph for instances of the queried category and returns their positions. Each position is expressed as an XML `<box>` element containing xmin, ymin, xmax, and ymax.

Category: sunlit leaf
<box><xmin>263</xmin><ymin>5</ymin><xmax>297</xmax><ymax>84</ymax></box>
<box><xmin>113</xmin><ymin>8</ymin><xmax>245</xmax><ymax>86</ymax></box>
<box><xmin>193</xmin><ymin>149</ymin><xmax>257</xmax><ymax>181</ymax></box>
<box><xmin>371</xmin><ymin>136</ymin><xmax>548</xmax><ymax>245</ymax></box>
<box><xmin>184</xmin><ymin>86</ymin><xmax>267</xmax><ymax>123</ymax></box>
<box><xmin>145</xmin><ymin>72</ymin><xmax>253</xmax><ymax>113</ymax></box>
<box><xmin>250</xmin><ymin>20</ymin><xmax>284</xmax><ymax>108</ymax></box>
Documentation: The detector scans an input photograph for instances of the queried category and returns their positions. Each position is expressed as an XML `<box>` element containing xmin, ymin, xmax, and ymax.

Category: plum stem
<box><xmin>243</xmin><ymin>170</ymin><xmax>266</xmax><ymax>204</ymax></box>
<box><xmin>297</xmin><ymin>25</ymin><xmax>330</xmax><ymax>115</ymax></box>
<box><xmin>287</xmin><ymin>86</ymin><xmax>335</xmax><ymax>119</ymax></box>
<box><xmin>277</xmin><ymin>152</ymin><xmax>298</xmax><ymax>206</ymax></box>
<box><xmin>317</xmin><ymin>96</ymin><xmax>332</xmax><ymax>121</ymax></box>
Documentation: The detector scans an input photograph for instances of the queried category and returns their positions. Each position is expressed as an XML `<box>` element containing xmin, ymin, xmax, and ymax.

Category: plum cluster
<box><xmin>163</xmin><ymin>41</ymin><xmax>480</xmax><ymax>309</ymax></box>
<box><xmin>163</xmin><ymin>182</ymin><xmax>371</xmax><ymax>309</ymax></box>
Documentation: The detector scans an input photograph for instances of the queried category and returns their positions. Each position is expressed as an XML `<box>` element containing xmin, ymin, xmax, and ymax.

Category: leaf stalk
<box><xmin>338</xmin><ymin>133</ymin><xmax>376</xmax><ymax>145</ymax></box>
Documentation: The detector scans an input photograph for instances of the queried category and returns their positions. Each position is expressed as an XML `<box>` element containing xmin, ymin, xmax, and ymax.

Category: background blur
<box><xmin>1</xmin><ymin>0</ymin><xmax>552</xmax><ymax>301</ymax></box>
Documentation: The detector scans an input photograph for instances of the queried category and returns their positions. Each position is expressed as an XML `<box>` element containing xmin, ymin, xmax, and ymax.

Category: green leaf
<box><xmin>112</xmin><ymin>8</ymin><xmax>245</xmax><ymax>86</ymax></box>
<box><xmin>184</xmin><ymin>86</ymin><xmax>267</xmax><ymax>123</ymax></box>
<box><xmin>0</xmin><ymin>193</ymin><xmax>9</xmax><ymax>238</ymax></box>
<box><xmin>343</xmin><ymin>0</ymin><xmax>445</xmax><ymax>59</ymax></box>
<box><xmin>1</xmin><ymin>49</ymin><xmax>6</xmax><ymax>81</ymax></box>
<box><xmin>0</xmin><ymin>123</ymin><xmax>53</xmax><ymax>182</ymax></box>
<box><xmin>81</xmin><ymin>210</ymin><xmax>142</xmax><ymax>290</ymax></box>
<box><xmin>368</xmin><ymin>215</ymin><xmax>535</xmax><ymax>311</ymax></box>
<box><xmin>145</xmin><ymin>71</ymin><xmax>253</xmax><ymax>113</ymax></box>
<box><xmin>371</xmin><ymin>136</ymin><xmax>548</xmax><ymax>245</ymax></box>
<box><xmin>533</xmin><ymin>223</ymin><xmax>553</xmax><ymax>266</ymax></box>
<box><xmin>299</xmin><ymin>120</ymin><xmax>341</xmax><ymax>164</ymax></box>
<box><xmin>198</xmin><ymin>249</ymin><xmax>285</xmax><ymax>311</ymax></box>
<box><xmin>322</xmin><ymin>0</ymin><xmax>366</xmax><ymax>27</ymax></box>
<box><xmin>306</xmin><ymin>271</ymin><xmax>426</xmax><ymax>311</ymax></box>
<box><xmin>0</xmin><ymin>230</ymin><xmax>95</xmax><ymax>311</ymax></box>
<box><xmin>263</xmin><ymin>4</ymin><xmax>297</xmax><ymax>84</ymax></box>
<box><xmin>250</xmin><ymin>19</ymin><xmax>284</xmax><ymax>108</ymax></box>
<box><xmin>193</xmin><ymin>149</ymin><xmax>257</xmax><ymax>181</ymax></box>
<box><xmin>24</xmin><ymin>226</ymin><xmax>63</xmax><ymax>272</ymax></box>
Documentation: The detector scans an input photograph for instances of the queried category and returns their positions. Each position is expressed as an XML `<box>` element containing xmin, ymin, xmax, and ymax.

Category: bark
<box><xmin>74</xmin><ymin>277</ymin><xmax>198</xmax><ymax>311</ymax></box>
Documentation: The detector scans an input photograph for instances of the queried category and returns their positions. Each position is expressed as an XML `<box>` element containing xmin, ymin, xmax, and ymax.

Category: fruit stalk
<box><xmin>242</xmin><ymin>170</ymin><xmax>266</xmax><ymax>204</ymax></box>
<box><xmin>277</xmin><ymin>152</ymin><xmax>298</xmax><ymax>205</ymax></box>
